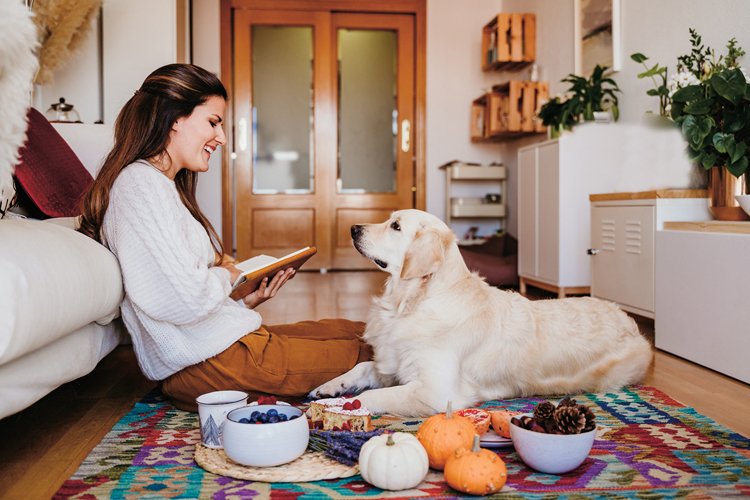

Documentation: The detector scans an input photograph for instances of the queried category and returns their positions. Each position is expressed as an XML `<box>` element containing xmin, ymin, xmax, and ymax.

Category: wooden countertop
<box><xmin>589</xmin><ymin>189</ymin><xmax>707</xmax><ymax>202</ymax></box>
<box><xmin>663</xmin><ymin>221</ymin><xmax>750</xmax><ymax>235</ymax></box>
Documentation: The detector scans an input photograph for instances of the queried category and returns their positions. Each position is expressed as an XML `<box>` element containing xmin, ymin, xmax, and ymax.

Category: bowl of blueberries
<box><xmin>222</xmin><ymin>397</ymin><xmax>309</xmax><ymax>467</ymax></box>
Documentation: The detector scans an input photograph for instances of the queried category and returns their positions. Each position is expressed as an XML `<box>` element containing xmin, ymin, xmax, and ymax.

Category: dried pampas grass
<box><xmin>0</xmin><ymin>1</ymin><xmax>39</xmax><ymax>217</ymax></box>
<box><xmin>32</xmin><ymin>0</ymin><xmax>102</xmax><ymax>85</ymax></box>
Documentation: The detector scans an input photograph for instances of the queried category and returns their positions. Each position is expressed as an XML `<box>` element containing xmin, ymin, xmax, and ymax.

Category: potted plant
<box><xmin>631</xmin><ymin>29</ymin><xmax>750</xmax><ymax>220</ymax></box>
<box><xmin>538</xmin><ymin>64</ymin><xmax>620</xmax><ymax>138</ymax></box>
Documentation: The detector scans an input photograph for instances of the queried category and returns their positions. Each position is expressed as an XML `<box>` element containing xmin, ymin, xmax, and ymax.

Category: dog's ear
<box><xmin>400</xmin><ymin>229</ymin><xmax>450</xmax><ymax>280</ymax></box>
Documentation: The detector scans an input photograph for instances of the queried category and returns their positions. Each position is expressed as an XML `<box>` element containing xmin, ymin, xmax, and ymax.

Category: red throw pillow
<box><xmin>13</xmin><ymin>107</ymin><xmax>93</xmax><ymax>218</ymax></box>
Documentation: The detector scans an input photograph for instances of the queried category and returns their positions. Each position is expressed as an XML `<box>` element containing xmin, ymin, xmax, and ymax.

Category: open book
<box><xmin>229</xmin><ymin>246</ymin><xmax>317</xmax><ymax>300</ymax></box>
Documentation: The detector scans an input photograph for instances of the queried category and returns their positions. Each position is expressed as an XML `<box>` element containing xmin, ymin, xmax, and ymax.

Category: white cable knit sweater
<box><xmin>102</xmin><ymin>161</ymin><xmax>261</xmax><ymax>380</ymax></box>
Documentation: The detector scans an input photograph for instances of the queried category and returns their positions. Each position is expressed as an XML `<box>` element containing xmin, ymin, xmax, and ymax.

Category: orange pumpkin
<box><xmin>490</xmin><ymin>410</ymin><xmax>522</xmax><ymax>438</ymax></box>
<box><xmin>455</xmin><ymin>408</ymin><xmax>491</xmax><ymax>435</ymax></box>
<box><xmin>444</xmin><ymin>435</ymin><xmax>508</xmax><ymax>495</ymax></box>
<box><xmin>416</xmin><ymin>401</ymin><xmax>475</xmax><ymax>470</ymax></box>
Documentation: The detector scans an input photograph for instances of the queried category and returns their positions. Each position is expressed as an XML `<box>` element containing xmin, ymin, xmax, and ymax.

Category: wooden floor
<box><xmin>1</xmin><ymin>270</ymin><xmax>749</xmax><ymax>499</ymax></box>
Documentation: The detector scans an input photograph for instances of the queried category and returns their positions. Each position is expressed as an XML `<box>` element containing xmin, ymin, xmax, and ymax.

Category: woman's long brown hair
<box><xmin>79</xmin><ymin>64</ymin><xmax>227</xmax><ymax>260</ymax></box>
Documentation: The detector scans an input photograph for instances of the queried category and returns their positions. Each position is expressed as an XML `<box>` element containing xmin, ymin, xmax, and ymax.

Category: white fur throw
<box><xmin>0</xmin><ymin>2</ymin><xmax>39</xmax><ymax>217</ymax></box>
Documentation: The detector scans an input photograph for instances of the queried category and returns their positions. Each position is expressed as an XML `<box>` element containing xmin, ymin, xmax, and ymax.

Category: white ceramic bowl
<box><xmin>735</xmin><ymin>195</ymin><xmax>750</xmax><ymax>217</ymax></box>
<box><xmin>222</xmin><ymin>404</ymin><xmax>309</xmax><ymax>467</ymax></box>
<box><xmin>510</xmin><ymin>416</ymin><xmax>595</xmax><ymax>474</ymax></box>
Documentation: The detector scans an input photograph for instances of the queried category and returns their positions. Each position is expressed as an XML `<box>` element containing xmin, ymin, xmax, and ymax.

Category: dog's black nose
<box><xmin>351</xmin><ymin>225</ymin><xmax>364</xmax><ymax>239</ymax></box>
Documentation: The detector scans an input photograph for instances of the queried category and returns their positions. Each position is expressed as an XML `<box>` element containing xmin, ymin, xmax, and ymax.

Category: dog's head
<box><xmin>351</xmin><ymin>209</ymin><xmax>455</xmax><ymax>279</ymax></box>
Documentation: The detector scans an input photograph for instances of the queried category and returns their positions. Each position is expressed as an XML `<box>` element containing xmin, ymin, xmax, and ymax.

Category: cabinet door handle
<box><xmin>587</xmin><ymin>248</ymin><xmax>600</xmax><ymax>255</ymax></box>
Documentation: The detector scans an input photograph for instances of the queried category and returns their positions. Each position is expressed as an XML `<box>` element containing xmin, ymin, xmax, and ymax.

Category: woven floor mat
<box><xmin>194</xmin><ymin>444</ymin><xmax>359</xmax><ymax>482</ymax></box>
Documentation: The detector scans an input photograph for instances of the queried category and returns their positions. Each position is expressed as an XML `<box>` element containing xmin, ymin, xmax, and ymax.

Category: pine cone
<box><xmin>534</xmin><ymin>401</ymin><xmax>555</xmax><ymax>422</ymax></box>
<box><xmin>553</xmin><ymin>405</ymin><xmax>586</xmax><ymax>434</ymax></box>
<box><xmin>578</xmin><ymin>404</ymin><xmax>596</xmax><ymax>432</ymax></box>
<box><xmin>533</xmin><ymin>401</ymin><xmax>557</xmax><ymax>433</ymax></box>
<box><xmin>557</xmin><ymin>396</ymin><xmax>578</xmax><ymax>408</ymax></box>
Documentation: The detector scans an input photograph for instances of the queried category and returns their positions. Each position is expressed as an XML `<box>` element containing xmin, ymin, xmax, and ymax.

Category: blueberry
<box><xmin>279</xmin><ymin>414</ymin><xmax>288</xmax><ymax>421</ymax></box>
<box><xmin>289</xmin><ymin>414</ymin><xmax>298</xmax><ymax>420</ymax></box>
<box><xmin>250</xmin><ymin>411</ymin><xmax>260</xmax><ymax>419</ymax></box>
<box><xmin>258</xmin><ymin>413</ymin><xmax>268</xmax><ymax>423</ymax></box>
<box><xmin>239</xmin><ymin>417</ymin><xmax>250</xmax><ymax>424</ymax></box>
<box><xmin>268</xmin><ymin>415</ymin><xmax>280</xmax><ymax>423</ymax></box>
<box><xmin>267</xmin><ymin>409</ymin><xmax>278</xmax><ymax>417</ymax></box>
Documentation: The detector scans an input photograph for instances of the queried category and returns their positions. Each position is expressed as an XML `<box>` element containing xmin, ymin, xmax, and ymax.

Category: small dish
<box><xmin>222</xmin><ymin>404</ymin><xmax>309</xmax><ymax>467</ymax></box>
<box><xmin>510</xmin><ymin>415</ymin><xmax>595</xmax><ymax>474</ymax></box>
<box><xmin>479</xmin><ymin>429</ymin><xmax>513</xmax><ymax>449</ymax></box>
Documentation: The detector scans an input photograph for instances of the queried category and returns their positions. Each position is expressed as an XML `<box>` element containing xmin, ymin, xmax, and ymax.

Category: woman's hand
<box><xmin>242</xmin><ymin>267</ymin><xmax>296</xmax><ymax>309</ymax></box>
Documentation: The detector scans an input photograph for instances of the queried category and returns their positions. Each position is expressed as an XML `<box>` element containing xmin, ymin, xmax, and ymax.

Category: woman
<box><xmin>79</xmin><ymin>64</ymin><xmax>371</xmax><ymax>411</ymax></box>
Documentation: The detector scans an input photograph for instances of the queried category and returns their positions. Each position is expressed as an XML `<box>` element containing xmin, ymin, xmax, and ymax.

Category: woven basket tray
<box><xmin>194</xmin><ymin>444</ymin><xmax>359</xmax><ymax>482</ymax></box>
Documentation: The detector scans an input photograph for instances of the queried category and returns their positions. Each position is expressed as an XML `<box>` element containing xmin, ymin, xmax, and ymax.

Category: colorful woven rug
<box><xmin>55</xmin><ymin>386</ymin><xmax>750</xmax><ymax>499</ymax></box>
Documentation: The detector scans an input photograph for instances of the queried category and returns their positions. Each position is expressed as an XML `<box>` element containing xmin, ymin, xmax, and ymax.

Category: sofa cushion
<box><xmin>0</xmin><ymin>219</ymin><xmax>123</xmax><ymax>365</ymax></box>
<box><xmin>13</xmin><ymin>107</ymin><xmax>93</xmax><ymax>218</ymax></box>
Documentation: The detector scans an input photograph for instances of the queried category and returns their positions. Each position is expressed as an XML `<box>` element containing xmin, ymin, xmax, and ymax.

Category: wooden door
<box><xmin>231</xmin><ymin>8</ymin><xmax>417</xmax><ymax>269</ymax></box>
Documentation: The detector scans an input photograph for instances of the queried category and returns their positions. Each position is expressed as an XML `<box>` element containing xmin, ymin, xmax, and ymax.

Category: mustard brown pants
<box><xmin>161</xmin><ymin>319</ymin><xmax>372</xmax><ymax>411</ymax></box>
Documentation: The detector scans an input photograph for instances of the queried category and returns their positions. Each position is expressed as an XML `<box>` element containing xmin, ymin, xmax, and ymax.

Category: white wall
<box><xmin>191</xmin><ymin>0</ymin><xmax>224</xmax><ymax>242</ymax></box>
<box><xmin>618</xmin><ymin>0</ymin><xmax>750</xmax><ymax>122</ymax></box>
<box><xmin>425</xmin><ymin>0</ymin><xmax>504</xmax><ymax>238</ymax></box>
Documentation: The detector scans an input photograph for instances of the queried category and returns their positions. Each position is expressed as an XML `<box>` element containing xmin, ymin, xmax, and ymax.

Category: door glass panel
<box><xmin>338</xmin><ymin>29</ymin><xmax>397</xmax><ymax>193</ymax></box>
<box><xmin>252</xmin><ymin>26</ymin><xmax>313</xmax><ymax>194</ymax></box>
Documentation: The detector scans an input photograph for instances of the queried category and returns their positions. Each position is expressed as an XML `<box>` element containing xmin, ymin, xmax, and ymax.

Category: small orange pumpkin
<box><xmin>416</xmin><ymin>401</ymin><xmax>475</xmax><ymax>470</ymax></box>
<box><xmin>444</xmin><ymin>434</ymin><xmax>508</xmax><ymax>495</ymax></box>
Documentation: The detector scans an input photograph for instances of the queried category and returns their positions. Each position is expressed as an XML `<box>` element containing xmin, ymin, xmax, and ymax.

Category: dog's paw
<box><xmin>308</xmin><ymin>380</ymin><xmax>355</xmax><ymax>399</ymax></box>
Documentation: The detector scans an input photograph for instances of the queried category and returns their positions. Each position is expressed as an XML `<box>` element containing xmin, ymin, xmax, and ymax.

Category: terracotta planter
<box><xmin>707</xmin><ymin>167</ymin><xmax>749</xmax><ymax>221</ymax></box>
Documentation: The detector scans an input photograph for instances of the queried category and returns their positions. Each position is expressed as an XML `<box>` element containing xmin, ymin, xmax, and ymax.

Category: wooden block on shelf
<box><xmin>483</xmin><ymin>81</ymin><xmax>547</xmax><ymax>138</ymax></box>
<box><xmin>533</xmin><ymin>82</ymin><xmax>548</xmax><ymax>132</ymax></box>
<box><xmin>471</xmin><ymin>96</ymin><xmax>487</xmax><ymax>140</ymax></box>
<box><xmin>483</xmin><ymin>13</ymin><xmax>536</xmax><ymax>71</ymax></box>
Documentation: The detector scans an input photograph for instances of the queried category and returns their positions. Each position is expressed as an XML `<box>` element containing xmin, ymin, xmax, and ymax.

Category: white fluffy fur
<box><xmin>311</xmin><ymin>209</ymin><xmax>653</xmax><ymax>416</ymax></box>
<box><xmin>0</xmin><ymin>2</ymin><xmax>39</xmax><ymax>215</ymax></box>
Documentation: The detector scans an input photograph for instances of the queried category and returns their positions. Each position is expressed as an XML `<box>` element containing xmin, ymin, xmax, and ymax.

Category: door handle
<box><xmin>587</xmin><ymin>248</ymin><xmax>600</xmax><ymax>255</ymax></box>
<box><xmin>238</xmin><ymin>117</ymin><xmax>248</xmax><ymax>152</ymax></box>
<box><xmin>401</xmin><ymin>119</ymin><xmax>410</xmax><ymax>153</ymax></box>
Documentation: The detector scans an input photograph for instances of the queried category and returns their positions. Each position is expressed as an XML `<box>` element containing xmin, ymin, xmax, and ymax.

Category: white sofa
<box><xmin>0</xmin><ymin>216</ymin><xmax>124</xmax><ymax>419</ymax></box>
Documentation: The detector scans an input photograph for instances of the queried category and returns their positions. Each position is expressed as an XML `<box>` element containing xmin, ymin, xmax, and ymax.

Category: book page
<box><xmin>235</xmin><ymin>255</ymin><xmax>277</xmax><ymax>274</ymax></box>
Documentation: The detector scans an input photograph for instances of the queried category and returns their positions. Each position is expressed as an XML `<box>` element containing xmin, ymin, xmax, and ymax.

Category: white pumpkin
<box><xmin>358</xmin><ymin>432</ymin><xmax>429</xmax><ymax>491</ymax></box>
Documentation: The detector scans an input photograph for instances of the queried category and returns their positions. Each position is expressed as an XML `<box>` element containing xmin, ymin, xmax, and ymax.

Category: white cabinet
<box><xmin>443</xmin><ymin>163</ymin><xmax>507</xmax><ymax>232</ymax></box>
<box><xmin>655</xmin><ymin>222</ymin><xmax>750</xmax><ymax>383</ymax></box>
<box><xmin>518</xmin><ymin>129</ymin><xmax>624</xmax><ymax>298</ymax></box>
<box><xmin>589</xmin><ymin>192</ymin><xmax>709</xmax><ymax>318</ymax></box>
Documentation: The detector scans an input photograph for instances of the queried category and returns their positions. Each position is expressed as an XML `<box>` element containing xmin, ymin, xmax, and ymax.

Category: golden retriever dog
<box><xmin>310</xmin><ymin>209</ymin><xmax>653</xmax><ymax>416</ymax></box>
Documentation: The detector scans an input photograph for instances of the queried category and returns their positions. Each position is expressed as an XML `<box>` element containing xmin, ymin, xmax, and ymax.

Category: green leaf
<box><xmin>727</xmin><ymin>156</ymin><xmax>748</xmax><ymax>177</ymax></box>
<box><xmin>701</xmin><ymin>152</ymin><xmax>718</xmax><ymax>169</ymax></box>
<box><xmin>670</xmin><ymin>101</ymin><xmax>685</xmax><ymax>120</ymax></box>
<box><xmin>638</xmin><ymin>64</ymin><xmax>663</xmax><ymax>79</ymax></box>
<box><xmin>631</xmin><ymin>53</ymin><xmax>648</xmax><ymax>63</ymax></box>
<box><xmin>731</xmin><ymin>141</ymin><xmax>747</xmax><ymax>164</ymax></box>
<box><xmin>683</xmin><ymin>99</ymin><xmax>713</xmax><ymax>114</ymax></box>
<box><xmin>723</xmin><ymin>108</ymin><xmax>750</xmax><ymax>133</ymax></box>
<box><xmin>647</xmin><ymin>89</ymin><xmax>661</xmax><ymax>96</ymax></box>
<box><xmin>713</xmin><ymin>132</ymin><xmax>732</xmax><ymax>153</ymax></box>
<box><xmin>611</xmin><ymin>104</ymin><xmax>620</xmax><ymax>121</ymax></box>
<box><xmin>682</xmin><ymin>115</ymin><xmax>713</xmax><ymax>148</ymax></box>
<box><xmin>710</xmin><ymin>69</ymin><xmax>746</xmax><ymax>104</ymax></box>
<box><xmin>671</xmin><ymin>84</ymin><xmax>703</xmax><ymax>102</ymax></box>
